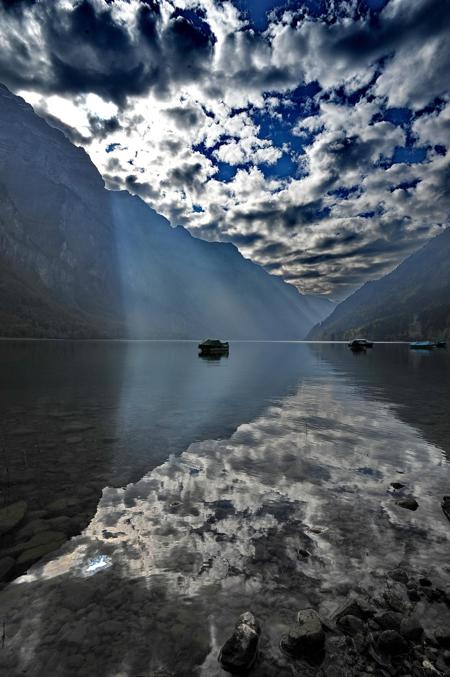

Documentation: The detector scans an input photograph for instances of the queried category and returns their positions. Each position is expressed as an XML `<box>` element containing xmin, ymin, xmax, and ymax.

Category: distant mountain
<box><xmin>0</xmin><ymin>84</ymin><xmax>332</xmax><ymax>339</ymax></box>
<box><xmin>309</xmin><ymin>227</ymin><xmax>450</xmax><ymax>341</ymax></box>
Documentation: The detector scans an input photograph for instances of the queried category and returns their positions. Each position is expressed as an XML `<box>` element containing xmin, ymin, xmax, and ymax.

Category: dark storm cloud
<box><xmin>331</xmin><ymin>0</ymin><xmax>450</xmax><ymax>63</ymax></box>
<box><xmin>125</xmin><ymin>174</ymin><xmax>159</xmax><ymax>199</ymax></box>
<box><xmin>235</xmin><ymin>199</ymin><xmax>328</xmax><ymax>229</ymax></box>
<box><xmin>87</xmin><ymin>114</ymin><xmax>121</xmax><ymax>139</ymax></box>
<box><xmin>165</xmin><ymin>107</ymin><xmax>200</xmax><ymax>129</ymax></box>
<box><xmin>165</xmin><ymin>162</ymin><xmax>204</xmax><ymax>190</ymax></box>
<box><xmin>0</xmin><ymin>0</ymin><xmax>215</xmax><ymax>105</ymax></box>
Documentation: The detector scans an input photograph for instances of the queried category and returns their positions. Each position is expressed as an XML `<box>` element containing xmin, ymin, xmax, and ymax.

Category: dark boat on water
<box><xmin>410</xmin><ymin>341</ymin><xmax>435</xmax><ymax>350</ymax></box>
<box><xmin>348</xmin><ymin>339</ymin><xmax>373</xmax><ymax>351</ymax></box>
<box><xmin>198</xmin><ymin>339</ymin><xmax>229</xmax><ymax>357</ymax></box>
<box><xmin>436</xmin><ymin>340</ymin><xmax>447</xmax><ymax>348</ymax></box>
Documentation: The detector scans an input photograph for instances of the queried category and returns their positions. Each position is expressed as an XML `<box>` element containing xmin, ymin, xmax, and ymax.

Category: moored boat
<box><xmin>198</xmin><ymin>339</ymin><xmax>229</xmax><ymax>356</ymax></box>
<box><xmin>348</xmin><ymin>339</ymin><xmax>372</xmax><ymax>350</ymax></box>
<box><xmin>436</xmin><ymin>340</ymin><xmax>447</xmax><ymax>348</ymax></box>
<box><xmin>410</xmin><ymin>341</ymin><xmax>435</xmax><ymax>350</ymax></box>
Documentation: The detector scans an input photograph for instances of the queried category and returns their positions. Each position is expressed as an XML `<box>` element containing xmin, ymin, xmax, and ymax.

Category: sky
<box><xmin>0</xmin><ymin>0</ymin><xmax>449</xmax><ymax>300</ymax></box>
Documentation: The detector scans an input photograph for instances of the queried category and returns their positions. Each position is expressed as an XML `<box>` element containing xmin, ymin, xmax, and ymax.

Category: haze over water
<box><xmin>0</xmin><ymin>341</ymin><xmax>449</xmax><ymax>676</ymax></box>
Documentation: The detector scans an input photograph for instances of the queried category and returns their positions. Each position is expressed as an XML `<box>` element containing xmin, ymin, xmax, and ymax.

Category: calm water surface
<box><xmin>0</xmin><ymin>341</ymin><xmax>449</xmax><ymax>676</ymax></box>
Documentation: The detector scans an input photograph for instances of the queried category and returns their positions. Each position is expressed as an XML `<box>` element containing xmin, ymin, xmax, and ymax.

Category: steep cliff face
<box><xmin>309</xmin><ymin>226</ymin><xmax>450</xmax><ymax>341</ymax></box>
<box><xmin>0</xmin><ymin>84</ymin><xmax>331</xmax><ymax>339</ymax></box>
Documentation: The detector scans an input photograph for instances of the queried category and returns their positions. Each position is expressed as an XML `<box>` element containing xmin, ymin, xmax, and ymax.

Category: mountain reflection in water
<box><xmin>0</xmin><ymin>342</ymin><xmax>449</xmax><ymax>676</ymax></box>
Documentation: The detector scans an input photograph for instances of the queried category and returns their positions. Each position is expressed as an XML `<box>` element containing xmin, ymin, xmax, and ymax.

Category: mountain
<box><xmin>0</xmin><ymin>84</ymin><xmax>332</xmax><ymax>340</ymax></box>
<box><xmin>309</xmin><ymin>227</ymin><xmax>450</xmax><ymax>341</ymax></box>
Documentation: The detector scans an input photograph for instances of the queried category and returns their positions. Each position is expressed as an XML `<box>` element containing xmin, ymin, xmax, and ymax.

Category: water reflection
<box><xmin>1</xmin><ymin>345</ymin><xmax>449</xmax><ymax>676</ymax></box>
<box><xmin>311</xmin><ymin>342</ymin><xmax>450</xmax><ymax>459</ymax></box>
<box><xmin>0</xmin><ymin>340</ymin><xmax>317</xmax><ymax>571</ymax></box>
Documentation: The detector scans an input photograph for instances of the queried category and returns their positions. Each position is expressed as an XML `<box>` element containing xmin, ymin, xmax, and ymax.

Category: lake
<box><xmin>0</xmin><ymin>341</ymin><xmax>449</xmax><ymax>676</ymax></box>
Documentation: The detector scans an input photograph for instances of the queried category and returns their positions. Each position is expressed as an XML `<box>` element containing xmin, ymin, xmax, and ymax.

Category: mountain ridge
<box><xmin>0</xmin><ymin>83</ymin><xmax>333</xmax><ymax>339</ymax></box>
<box><xmin>308</xmin><ymin>226</ymin><xmax>450</xmax><ymax>341</ymax></box>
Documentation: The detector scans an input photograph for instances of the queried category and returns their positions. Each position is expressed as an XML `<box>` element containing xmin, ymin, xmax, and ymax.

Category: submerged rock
<box><xmin>391</xmin><ymin>482</ymin><xmax>405</xmax><ymax>490</ymax></box>
<box><xmin>0</xmin><ymin>500</ymin><xmax>27</xmax><ymax>535</ymax></box>
<box><xmin>281</xmin><ymin>608</ymin><xmax>325</xmax><ymax>657</ymax></box>
<box><xmin>396</xmin><ymin>498</ymin><xmax>418</xmax><ymax>511</ymax></box>
<box><xmin>219</xmin><ymin>611</ymin><xmax>261</xmax><ymax>674</ymax></box>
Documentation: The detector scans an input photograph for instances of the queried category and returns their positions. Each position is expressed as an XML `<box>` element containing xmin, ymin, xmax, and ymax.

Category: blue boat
<box><xmin>410</xmin><ymin>341</ymin><xmax>435</xmax><ymax>350</ymax></box>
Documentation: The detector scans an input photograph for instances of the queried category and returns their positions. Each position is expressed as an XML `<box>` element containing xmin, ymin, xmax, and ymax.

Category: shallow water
<box><xmin>0</xmin><ymin>341</ymin><xmax>450</xmax><ymax>676</ymax></box>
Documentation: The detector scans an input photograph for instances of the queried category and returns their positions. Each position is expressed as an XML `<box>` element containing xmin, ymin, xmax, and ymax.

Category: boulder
<box><xmin>396</xmin><ymin>498</ymin><xmax>418</xmax><ymax>511</ymax></box>
<box><xmin>219</xmin><ymin>612</ymin><xmax>261</xmax><ymax>674</ymax></box>
<box><xmin>0</xmin><ymin>500</ymin><xmax>27</xmax><ymax>535</ymax></box>
<box><xmin>281</xmin><ymin>608</ymin><xmax>325</xmax><ymax>656</ymax></box>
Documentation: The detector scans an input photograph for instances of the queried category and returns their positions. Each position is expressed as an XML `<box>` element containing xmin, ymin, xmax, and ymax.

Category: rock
<box><xmin>442</xmin><ymin>496</ymin><xmax>450</xmax><ymax>522</ymax></box>
<box><xmin>0</xmin><ymin>556</ymin><xmax>15</xmax><ymax>581</ymax></box>
<box><xmin>281</xmin><ymin>608</ymin><xmax>325</xmax><ymax>656</ymax></box>
<box><xmin>396</xmin><ymin>498</ymin><xmax>418</xmax><ymax>511</ymax></box>
<box><xmin>374</xmin><ymin>611</ymin><xmax>402</xmax><ymax>630</ymax></box>
<box><xmin>434</xmin><ymin>626</ymin><xmax>450</xmax><ymax>648</ymax></box>
<box><xmin>400</xmin><ymin>615</ymin><xmax>423</xmax><ymax>642</ymax></box>
<box><xmin>391</xmin><ymin>482</ymin><xmax>405</xmax><ymax>490</ymax></box>
<box><xmin>219</xmin><ymin>612</ymin><xmax>261</xmax><ymax>674</ymax></box>
<box><xmin>332</xmin><ymin>597</ymin><xmax>373</xmax><ymax>623</ymax></box>
<box><xmin>337</xmin><ymin>614</ymin><xmax>365</xmax><ymax>636</ymax></box>
<box><xmin>0</xmin><ymin>500</ymin><xmax>27</xmax><ymax>535</ymax></box>
<box><xmin>419</xmin><ymin>577</ymin><xmax>432</xmax><ymax>587</ymax></box>
<box><xmin>388</xmin><ymin>568</ymin><xmax>409</xmax><ymax>584</ymax></box>
<box><xmin>377</xmin><ymin>630</ymin><xmax>408</xmax><ymax>655</ymax></box>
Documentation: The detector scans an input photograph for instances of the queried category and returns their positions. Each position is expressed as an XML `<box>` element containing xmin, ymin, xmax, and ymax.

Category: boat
<box><xmin>348</xmin><ymin>339</ymin><xmax>366</xmax><ymax>352</ymax></box>
<box><xmin>348</xmin><ymin>339</ymin><xmax>372</xmax><ymax>350</ymax></box>
<box><xmin>409</xmin><ymin>341</ymin><xmax>435</xmax><ymax>350</ymax></box>
<box><xmin>198</xmin><ymin>339</ymin><xmax>229</xmax><ymax>356</ymax></box>
<box><xmin>436</xmin><ymin>340</ymin><xmax>447</xmax><ymax>348</ymax></box>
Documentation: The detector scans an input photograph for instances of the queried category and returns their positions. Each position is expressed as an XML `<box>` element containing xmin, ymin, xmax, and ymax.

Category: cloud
<box><xmin>0</xmin><ymin>0</ymin><xmax>449</xmax><ymax>299</ymax></box>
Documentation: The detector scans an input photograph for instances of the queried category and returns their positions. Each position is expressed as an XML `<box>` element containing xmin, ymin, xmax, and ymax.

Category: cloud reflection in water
<box><xmin>1</xmin><ymin>372</ymin><xmax>450</xmax><ymax>676</ymax></box>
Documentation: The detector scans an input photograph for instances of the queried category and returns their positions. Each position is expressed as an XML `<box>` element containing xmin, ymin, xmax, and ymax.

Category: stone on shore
<box><xmin>281</xmin><ymin>608</ymin><xmax>324</xmax><ymax>657</ymax></box>
<box><xmin>0</xmin><ymin>500</ymin><xmax>27</xmax><ymax>535</ymax></box>
<box><xmin>219</xmin><ymin>611</ymin><xmax>261</xmax><ymax>674</ymax></box>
